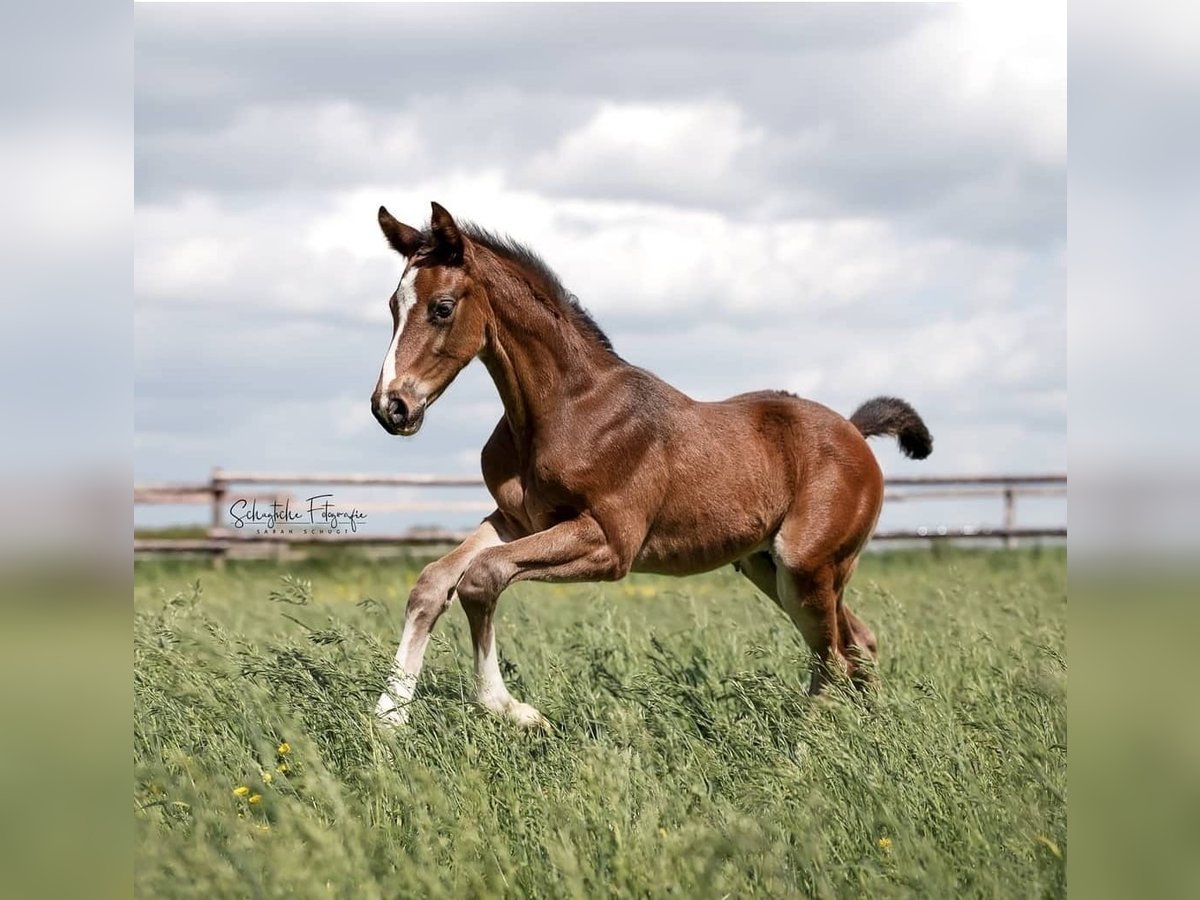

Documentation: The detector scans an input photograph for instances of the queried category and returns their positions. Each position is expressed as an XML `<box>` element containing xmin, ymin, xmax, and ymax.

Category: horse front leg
<box><xmin>461</xmin><ymin>600</ymin><xmax>549</xmax><ymax>729</ymax></box>
<box><xmin>456</xmin><ymin>514</ymin><xmax>631</xmax><ymax>728</ymax></box>
<box><xmin>374</xmin><ymin>513</ymin><xmax>509</xmax><ymax>727</ymax></box>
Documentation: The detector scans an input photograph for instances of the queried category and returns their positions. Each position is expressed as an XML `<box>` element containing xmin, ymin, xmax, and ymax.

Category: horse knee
<box><xmin>457</xmin><ymin>555</ymin><xmax>508</xmax><ymax>608</ymax></box>
<box><xmin>577</xmin><ymin>534</ymin><xmax>634</xmax><ymax>581</ymax></box>
<box><xmin>593</xmin><ymin>544</ymin><xmax>630</xmax><ymax>582</ymax></box>
<box><xmin>406</xmin><ymin>566</ymin><xmax>455</xmax><ymax>624</ymax></box>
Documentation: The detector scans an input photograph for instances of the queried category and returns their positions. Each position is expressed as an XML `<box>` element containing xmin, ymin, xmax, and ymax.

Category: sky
<box><xmin>134</xmin><ymin>3</ymin><xmax>1066</xmax><ymax>533</ymax></box>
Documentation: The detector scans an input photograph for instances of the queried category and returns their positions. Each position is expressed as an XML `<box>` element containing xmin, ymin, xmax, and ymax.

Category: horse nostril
<box><xmin>386</xmin><ymin>396</ymin><xmax>408</xmax><ymax>425</ymax></box>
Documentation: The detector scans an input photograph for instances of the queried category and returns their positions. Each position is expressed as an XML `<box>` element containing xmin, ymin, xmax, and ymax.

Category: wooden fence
<box><xmin>134</xmin><ymin>468</ymin><xmax>1066</xmax><ymax>561</ymax></box>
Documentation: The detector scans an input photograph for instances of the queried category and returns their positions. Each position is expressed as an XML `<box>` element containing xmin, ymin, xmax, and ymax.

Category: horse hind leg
<box><xmin>738</xmin><ymin>545</ymin><xmax>877</xmax><ymax>694</ymax></box>
<box><xmin>770</xmin><ymin>561</ymin><xmax>845</xmax><ymax>694</ymax></box>
<box><xmin>733</xmin><ymin>551</ymin><xmax>781</xmax><ymax>608</ymax></box>
<box><xmin>834</xmin><ymin>554</ymin><xmax>879</xmax><ymax>672</ymax></box>
<box><xmin>842</xmin><ymin>604</ymin><xmax>878</xmax><ymax>662</ymax></box>
<box><xmin>735</xmin><ymin>550</ymin><xmax>846</xmax><ymax>691</ymax></box>
<box><xmin>770</xmin><ymin>533</ymin><xmax>879</xmax><ymax>694</ymax></box>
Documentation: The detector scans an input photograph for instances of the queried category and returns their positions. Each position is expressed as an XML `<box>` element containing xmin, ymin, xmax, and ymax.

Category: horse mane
<box><xmin>416</xmin><ymin>222</ymin><xmax>615</xmax><ymax>354</ymax></box>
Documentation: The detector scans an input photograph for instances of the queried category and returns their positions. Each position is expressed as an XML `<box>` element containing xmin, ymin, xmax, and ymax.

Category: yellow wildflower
<box><xmin>877</xmin><ymin>836</ymin><xmax>893</xmax><ymax>852</ymax></box>
<box><xmin>1035</xmin><ymin>835</ymin><xmax>1062</xmax><ymax>858</ymax></box>
<box><xmin>277</xmin><ymin>742</ymin><xmax>291</xmax><ymax>755</ymax></box>
<box><xmin>233</xmin><ymin>785</ymin><xmax>250</xmax><ymax>797</ymax></box>
<box><xmin>248</xmin><ymin>794</ymin><xmax>262</xmax><ymax>805</ymax></box>
<box><xmin>261</xmin><ymin>771</ymin><xmax>273</xmax><ymax>783</ymax></box>
<box><xmin>276</xmin><ymin>762</ymin><xmax>290</xmax><ymax>774</ymax></box>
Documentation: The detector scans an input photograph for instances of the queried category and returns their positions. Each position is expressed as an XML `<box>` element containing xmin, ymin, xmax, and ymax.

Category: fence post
<box><xmin>211</xmin><ymin>467</ymin><xmax>227</xmax><ymax>569</ymax></box>
<box><xmin>1003</xmin><ymin>487</ymin><xmax>1016</xmax><ymax>549</ymax></box>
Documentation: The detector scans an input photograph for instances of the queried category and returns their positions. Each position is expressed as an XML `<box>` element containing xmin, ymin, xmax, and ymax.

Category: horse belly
<box><xmin>631</xmin><ymin>420</ymin><xmax>793</xmax><ymax>574</ymax></box>
<box><xmin>632</xmin><ymin>489</ymin><xmax>782</xmax><ymax>576</ymax></box>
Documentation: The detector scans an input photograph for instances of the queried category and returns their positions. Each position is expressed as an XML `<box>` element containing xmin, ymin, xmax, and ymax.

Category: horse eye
<box><xmin>432</xmin><ymin>299</ymin><xmax>456</xmax><ymax>320</ymax></box>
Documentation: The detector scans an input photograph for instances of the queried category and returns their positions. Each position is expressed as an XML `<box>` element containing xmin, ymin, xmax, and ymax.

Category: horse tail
<box><xmin>849</xmin><ymin>396</ymin><xmax>933</xmax><ymax>460</ymax></box>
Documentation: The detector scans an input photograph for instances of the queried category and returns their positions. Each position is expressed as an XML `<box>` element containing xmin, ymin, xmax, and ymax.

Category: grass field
<box><xmin>134</xmin><ymin>547</ymin><xmax>1066</xmax><ymax>898</ymax></box>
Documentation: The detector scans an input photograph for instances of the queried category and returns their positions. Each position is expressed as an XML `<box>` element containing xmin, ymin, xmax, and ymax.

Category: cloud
<box><xmin>137</xmin><ymin>101</ymin><xmax>425</xmax><ymax>197</ymax></box>
<box><xmin>527</xmin><ymin>100</ymin><xmax>767</xmax><ymax>207</ymax></box>
<box><xmin>136</xmin><ymin>191</ymin><xmax>400</xmax><ymax>317</ymax></box>
<box><xmin>138</xmin><ymin>174</ymin><xmax>1041</xmax><ymax>332</ymax></box>
<box><xmin>135</xmin><ymin>4</ymin><xmax>1063</xmax><ymax>245</ymax></box>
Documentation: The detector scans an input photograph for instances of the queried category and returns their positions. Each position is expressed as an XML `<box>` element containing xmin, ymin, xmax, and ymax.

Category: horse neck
<box><xmin>477</xmin><ymin>274</ymin><xmax>618</xmax><ymax>452</ymax></box>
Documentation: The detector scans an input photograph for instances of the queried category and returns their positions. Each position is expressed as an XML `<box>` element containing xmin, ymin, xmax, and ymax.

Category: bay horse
<box><xmin>370</xmin><ymin>202</ymin><xmax>932</xmax><ymax>728</ymax></box>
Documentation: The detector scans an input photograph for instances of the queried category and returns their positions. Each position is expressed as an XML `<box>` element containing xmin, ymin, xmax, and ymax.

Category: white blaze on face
<box><xmin>376</xmin><ymin>265</ymin><xmax>419</xmax><ymax>397</ymax></box>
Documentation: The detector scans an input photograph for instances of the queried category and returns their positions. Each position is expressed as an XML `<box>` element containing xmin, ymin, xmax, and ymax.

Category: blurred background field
<box><xmin>134</xmin><ymin>547</ymin><xmax>1065</xmax><ymax>898</ymax></box>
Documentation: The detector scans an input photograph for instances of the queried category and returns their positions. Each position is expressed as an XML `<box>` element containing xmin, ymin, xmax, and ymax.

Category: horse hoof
<box><xmin>374</xmin><ymin>700</ymin><xmax>410</xmax><ymax>729</ymax></box>
<box><xmin>508</xmin><ymin>701</ymin><xmax>552</xmax><ymax>732</ymax></box>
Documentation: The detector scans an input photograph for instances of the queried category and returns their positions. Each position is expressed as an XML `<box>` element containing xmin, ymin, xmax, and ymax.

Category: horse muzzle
<box><xmin>372</xmin><ymin>392</ymin><xmax>426</xmax><ymax>436</ymax></box>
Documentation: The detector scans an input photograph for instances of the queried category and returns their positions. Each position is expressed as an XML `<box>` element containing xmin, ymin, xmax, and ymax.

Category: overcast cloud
<box><xmin>134</xmin><ymin>3</ymin><xmax>1066</xmax><ymax>532</ymax></box>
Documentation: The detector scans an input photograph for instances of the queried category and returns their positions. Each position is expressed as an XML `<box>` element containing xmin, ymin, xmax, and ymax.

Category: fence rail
<box><xmin>134</xmin><ymin>467</ymin><xmax>1066</xmax><ymax>562</ymax></box>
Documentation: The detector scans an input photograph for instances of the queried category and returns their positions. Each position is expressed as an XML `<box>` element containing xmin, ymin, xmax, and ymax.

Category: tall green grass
<box><xmin>134</xmin><ymin>548</ymin><xmax>1065</xmax><ymax>898</ymax></box>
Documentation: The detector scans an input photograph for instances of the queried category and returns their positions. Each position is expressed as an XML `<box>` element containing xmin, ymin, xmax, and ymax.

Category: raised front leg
<box><xmin>462</xmin><ymin>601</ymin><xmax>550</xmax><ymax>729</ymax></box>
<box><xmin>456</xmin><ymin>514</ymin><xmax>633</xmax><ymax>727</ymax></box>
<box><xmin>374</xmin><ymin>514</ymin><xmax>508</xmax><ymax>727</ymax></box>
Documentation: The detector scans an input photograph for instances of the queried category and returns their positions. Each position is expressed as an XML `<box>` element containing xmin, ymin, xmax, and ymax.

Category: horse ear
<box><xmin>429</xmin><ymin>201</ymin><xmax>464</xmax><ymax>265</ymax></box>
<box><xmin>378</xmin><ymin>206</ymin><xmax>423</xmax><ymax>258</ymax></box>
